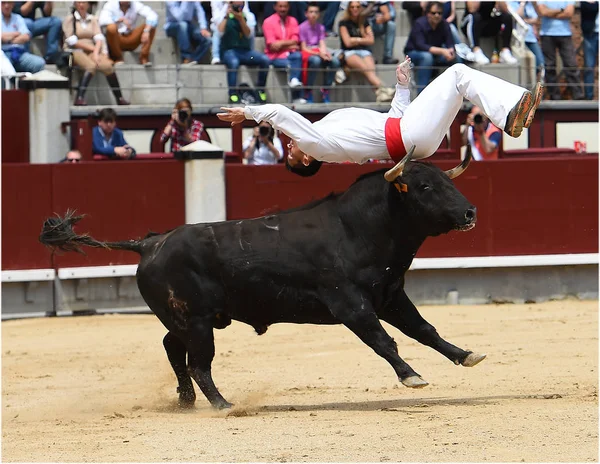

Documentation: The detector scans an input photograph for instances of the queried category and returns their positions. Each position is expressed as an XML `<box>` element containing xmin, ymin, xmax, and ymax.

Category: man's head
<box><xmin>426</xmin><ymin>1</ymin><xmax>444</xmax><ymax>27</ymax></box>
<box><xmin>98</xmin><ymin>108</ymin><xmax>117</xmax><ymax>135</ymax></box>
<box><xmin>119</xmin><ymin>2</ymin><xmax>131</xmax><ymax>10</ymax></box>
<box><xmin>274</xmin><ymin>1</ymin><xmax>289</xmax><ymax>19</ymax></box>
<box><xmin>305</xmin><ymin>2</ymin><xmax>320</xmax><ymax>23</ymax></box>
<box><xmin>2</xmin><ymin>2</ymin><xmax>14</xmax><ymax>17</ymax></box>
<box><xmin>61</xmin><ymin>150</ymin><xmax>82</xmax><ymax>163</ymax></box>
<box><xmin>285</xmin><ymin>139</ymin><xmax>322</xmax><ymax>177</ymax></box>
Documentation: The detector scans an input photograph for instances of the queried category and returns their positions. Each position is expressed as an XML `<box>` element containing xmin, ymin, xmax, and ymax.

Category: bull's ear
<box><xmin>384</xmin><ymin>145</ymin><xmax>416</xmax><ymax>182</ymax></box>
<box><xmin>445</xmin><ymin>144</ymin><xmax>472</xmax><ymax>179</ymax></box>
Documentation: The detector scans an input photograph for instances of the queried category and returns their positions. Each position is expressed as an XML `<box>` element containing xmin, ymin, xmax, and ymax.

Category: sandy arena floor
<box><xmin>2</xmin><ymin>300</ymin><xmax>598</xmax><ymax>462</ymax></box>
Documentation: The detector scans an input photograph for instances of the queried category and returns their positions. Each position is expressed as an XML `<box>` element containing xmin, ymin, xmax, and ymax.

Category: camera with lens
<box><xmin>473</xmin><ymin>114</ymin><xmax>483</xmax><ymax>124</ymax></box>
<box><xmin>178</xmin><ymin>109</ymin><xmax>189</xmax><ymax>122</ymax></box>
<box><xmin>232</xmin><ymin>4</ymin><xmax>242</xmax><ymax>12</ymax></box>
<box><xmin>259</xmin><ymin>125</ymin><xmax>272</xmax><ymax>137</ymax></box>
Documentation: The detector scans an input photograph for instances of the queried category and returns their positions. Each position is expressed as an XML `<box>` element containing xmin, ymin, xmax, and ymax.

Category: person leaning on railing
<box><xmin>161</xmin><ymin>98</ymin><xmax>205</xmax><ymax>152</ymax></box>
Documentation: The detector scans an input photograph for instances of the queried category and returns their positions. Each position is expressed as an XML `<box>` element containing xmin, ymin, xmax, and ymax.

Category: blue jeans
<box><xmin>8</xmin><ymin>50</ymin><xmax>45</xmax><ymax>73</ymax></box>
<box><xmin>583</xmin><ymin>32</ymin><xmax>599</xmax><ymax>100</ymax></box>
<box><xmin>221</xmin><ymin>48</ymin><xmax>270</xmax><ymax>94</ymax></box>
<box><xmin>23</xmin><ymin>16</ymin><xmax>61</xmax><ymax>58</ymax></box>
<box><xmin>306</xmin><ymin>54</ymin><xmax>340</xmax><ymax>88</ymax></box>
<box><xmin>526</xmin><ymin>41</ymin><xmax>545</xmax><ymax>74</ymax></box>
<box><xmin>271</xmin><ymin>52</ymin><xmax>302</xmax><ymax>99</ymax></box>
<box><xmin>369</xmin><ymin>19</ymin><xmax>396</xmax><ymax>60</ymax></box>
<box><xmin>165</xmin><ymin>21</ymin><xmax>210</xmax><ymax>62</ymax></box>
<box><xmin>319</xmin><ymin>2</ymin><xmax>341</xmax><ymax>32</ymax></box>
<box><xmin>406</xmin><ymin>50</ymin><xmax>456</xmax><ymax>93</ymax></box>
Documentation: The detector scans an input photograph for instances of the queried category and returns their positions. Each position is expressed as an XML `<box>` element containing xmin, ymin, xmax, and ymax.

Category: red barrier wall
<box><xmin>1</xmin><ymin>90</ymin><xmax>29</xmax><ymax>163</ymax></box>
<box><xmin>225</xmin><ymin>156</ymin><xmax>599</xmax><ymax>258</ymax></box>
<box><xmin>2</xmin><ymin>160</ymin><xmax>186</xmax><ymax>270</ymax></box>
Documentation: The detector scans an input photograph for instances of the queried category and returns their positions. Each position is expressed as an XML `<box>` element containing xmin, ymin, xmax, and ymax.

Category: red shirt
<box><xmin>161</xmin><ymin>119</ymin><xmax>204</xmax><ymax>152</ymax></box>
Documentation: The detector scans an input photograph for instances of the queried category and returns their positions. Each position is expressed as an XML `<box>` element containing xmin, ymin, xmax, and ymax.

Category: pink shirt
<box><xmin>262</xmin><ymin>13</ymin><xmax>300</xmax><ymax>60</ymax></box>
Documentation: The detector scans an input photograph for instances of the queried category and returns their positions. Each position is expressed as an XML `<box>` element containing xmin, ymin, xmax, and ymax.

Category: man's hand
<box><xmin>114</xmin><ymin>146</ymin><xmax>128</xmax><ymax>158</ymax></box>
<box><xmin>270</xmin><ymin>41</ymin><xmax>282</xmax><ymax>52</ymax></box>
<box><xmin>443</xmin><ymin>48</ymin><xmax>455</xmax><ymax>61</ymax></box>
<box><xmin>201</xmin><ymin>28</ymin><xmax>211</xmax><ymax>38</ymax></box>
<box><xmin>217</xmin><ymin>107</ymin><xmax>246</xmax><ymax>126</ymax></box>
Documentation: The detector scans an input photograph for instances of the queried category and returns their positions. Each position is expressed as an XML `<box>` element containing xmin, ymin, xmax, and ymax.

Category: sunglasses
<box><xmin>429</xmin><ymin>11</ymin><xmax>442</xmax><ymax>16</ymax></box>
<box><xmin>67</xmin><ymin>158</ymin><xmax>81</xmax><ymax>163</ymax></box>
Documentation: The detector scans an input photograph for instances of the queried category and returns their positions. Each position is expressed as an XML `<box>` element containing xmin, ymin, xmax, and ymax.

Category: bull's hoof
<box><xmin>461</xmin><ymin>352</ymin><xmax>487</xmax><ymax>367</ymax></box>
<box><xmin>177</xmin><ymin>387</ymin><xmax>196</xmax><ymax>408</ymax></box>
<box><xmin>213</xmin><ymin>400</ymin><xmax>233</xmax><ymax>410</ymax></box>
<box><xmin>401</xmin><ymin>376</ymin><xmax>429</xmax><ymax>388</ymax></box>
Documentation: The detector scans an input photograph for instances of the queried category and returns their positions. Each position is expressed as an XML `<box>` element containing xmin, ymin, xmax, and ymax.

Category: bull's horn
<box><xmin>445</xmin><ymin>144</ymin><xmax>473</xmax><ymax>179</ymax></box>
<box><xmin>384</xmin><ymin>145</ymin><xmax>416</xmax><ymax>182</ymax></box>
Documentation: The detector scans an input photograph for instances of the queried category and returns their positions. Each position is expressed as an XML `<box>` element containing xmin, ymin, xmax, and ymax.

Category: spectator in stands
<box><xmin>11</xmin><ymin>2</ymin><xmax>61</xmax><ymax>64</ymax></box>
<box><xmin>404</xmin><ymin>1</ymin><xmax>457</xmax><ymax>94</ymax></box>
<box><xmin>402</xmin><ymin>1</ymin><xmax>425</xmax><ymax>26</ymax></box>
<box><xmin>580</xmin><ymin>1</ymin><xmax>599</xmax><ymax>100</ymax></box>
<box><xmin>92</xmin><ymin>108</ymin><xmax>136</xmax><ymax>159</ymax></box>
<box><xmin>263</xmin><ymin>1</ymin><xmax>308</xmax><ymax>26</ymax></box>
<box><xmin>161</xmin><ymin>98</ymin><xmax>205</xmax><ymax>152</ymax></box>
<box><xmin>1</xmin><ymin>3</ymin><xmax>45</xmax><ymax>74</ymax></box>
<box><xmin>510</xmin><ymin>1</ymin><xmax>545</xmax><ymax>80</ymax></box>
<box><xmin>339</xmin><ymin>1</ymin><xmax>395</xmax><ymax>102</ymax></box>
<box><xmin>63</xmin><ymin>1</ymin><xmax>129</xmax><ymax>106</ymax></box>
<box><xmin>461</xmin><ymin>105</ymin><xmax>501</xmax><ymax>161</ymax></box>
<box><xmin>219</xmin><ymin>1</ymin><xmax>269</xmax><ymax>104</ymax></box>
<box><xmin>165</xmin><ymin>1</ymin><xmax>211</xmax><ymax>65</ymax></box>
<box><xmin>60</xmin><ymin>149</ymin><xmax>83</xmax><ymax>163</ymax></box>
<box><xmin>99</xmin><ymin>0</ymin><xmax>158</xmax><ymax>67</ymax></box>
<box><xmin>534</xmin><ymin>1</ymin><xmax>583</xmax><ymax>100</ymax></box>
<box><xmin>442</xmin><ymin>1</ymin><xmax>475</xmax><ymax>62</ymax></box>
<box><xmin>210</xmin><ymin>1</ymin><xmax>255</xmax><ymax>65</ymax></box>
<box><xmin>299</xmin><ymin>2</ymin><xmax>340</xmax><ymax>103</ymax></box>
<box><xmin>263</xmin><ymin>1</ymin><xmax>305</xmax><ymax>104</ymax></box>
<box><xmin>243</xmin><ymin>122</ymin><xmax>283</xmax><ymax>165</ymax></box>
<box><xmin>362</xmin><ymin>1</ymin><xmax>399</xmax><ymax>64</ymax></box>
<box><xmin>460</xmin><ymin>2</ymin><xmax>518</xmax><ymax>65</ymax></box>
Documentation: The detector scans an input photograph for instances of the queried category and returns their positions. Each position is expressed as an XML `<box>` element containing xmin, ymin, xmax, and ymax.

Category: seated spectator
<box><xmin>461</xmin><ymin>1</ymin><xmax>518</xmax><ymax>65</ymax></box>
<box><xmin>219</xmin><ymin>1</ymin><xmax>269</xmax><ymax>104</ymax></box>
<box><xmin>510</xmin><ymin>1</ymin><xmax>545</xmax><ymax>80</ymax></box>
<box><xmin>339</xmin><ymin>1</ymin><xmax>395</xmax><ymax>102</ymax></box>
<box><xmin>580</xmin><ymin>1</ymin><xmax>598</xmax><ymax>100</ymax></box>
<box><xmin>362</xmin><ymin>1</ymin><xmax>399</xmax><ymax>64</ymax></box>
<box><xmin>92</xmin><ymin>108</ymin><xmax>136</xmax><ymax>159</ymax></box>
<box><xmin>442</xmin><ymin>0</ymin><xmax>475</xmax><ymax>62</ymax></box>
<box><xmin>60</xmin><ymin>149</ymin><xmax>83</xmax><ymax>163</ymax></box>
<box><xmin>165</xmin><ymin>1</ymin><xmax>211</xmax><ymax>65</ymax></box>
<box><xmin>243</xmin><ymin>122</ymin><xmax>283</xmax><ymax>165</ymax></box>
<box><xmin>299</xmin><ymin>2</ymin><xmax>341</xmax><ymax>103</ymax></box>
<box><xmin>210</xmin><ymin>1</ymin><xmax>255</xmax><ymax>65</ymax></box>
<box><xmin>263</xmin><ymin>1</ymin><xmax>305</xmax><ymax>104</ymax></box>
<box><xmin>461</xmin><ymin>105</ymin><xmax>501</xmax><ymax>161</ymax></box>
<box><xmin>1</xmin><ymin>3</ymin><xmax>45</xmax><ymax>74</ymax></box>
<box><xmin>534</xmin><ymin>1</ymin><xmax>583</xmax><ymax>100</ymax></box>
<box><xmin>161</xmin><ymin>98</ymin><xmax>205</xmax><ymax>152</ymax></box>
<box><xmin>11</xmin><ymin>2</ymin><xmax>61</xmax><ymax>64</ymax></box>
<box><xmin>99</xmin><ymin>0</ymin><xmax>158</xmax><ymax>67</ymax></box>
<box><xmin>404</xmin><ymin>1</ymin><xmax>457</xmax><ymax>93</ymax></box>
<box><xmin>263</xmin><ymin>1</ymin><xmax>308</xmax><ymax>26</ymax></box>
<box><xmin>63</xmin><ymin>1</ymin><xmax>129</xmax><ymax>106</ymax></box>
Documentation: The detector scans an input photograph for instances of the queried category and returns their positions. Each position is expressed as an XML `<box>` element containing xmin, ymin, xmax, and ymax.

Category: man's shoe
<box><xmin>524</xmin><ymin>82</ymin><xmax>544</xmax><ymax>128</ymax></box>
<box><xmin>305</xmin><ymin>91</ymin><xmax>314</xmax><ymax>103</ymax></box>
<box><xmin>383</xmin><ymin>57</ymin><xmax>399</xmax><ymax>65</ymax></box>
<box><xmin>292</xmin><ymin>97</ymin><xmax>307</xmax><ymax>104</ymax></box>
<box><xmin>505</xmin><ymin>90</ymin><xmax>534</xmax><ymax>137</ymax></box>
<box><xmin>211</xmin><ymin>57</ymin><xmax>221</xmax><ymax>65</ymax></box>
<box><xmin>74</xmin><ymin>97</ymin><xmax>87</xmax><ymax>106</ymax></box>
<box><xmin>473</xmin><ymin>48</ymin><xmax>490</xmax><ymax>65</ymax></box>
<box><xmin>182</xmin><ymin>59</ymin><xmax>197</xmax><ymax>66</ymax></box>
<box><xmin>258</xmin><ymin>90</ymin><xmax>267</xmax><ymax>103</ymax></box>
<box><xmin>321</xmin><ymin>89</ymin><xmax>330</xmax><ymax>104</ymax></box>
<box><xmin>229</xmin><ymin>93</ymin><xmax>240</xmax><ymax>104</ymax></box>
<box><xmin>499</xmin><ymin>49</ymin><xmax>518</xmax><ymax>65</ymax></box>
<box><xmin>289</xmin><ymin>77</ymin><xmax>302</xmax><ymax>88</ymax></box>
<box><xmin>140</xmin><ymin>58</ymin><xmax>152</xmax><ymax>67</ymax></box>
<box><xmin>375</xmin><ymin>86</ymin><xmax>394</xmax><ymax>103</ymax></box>
<box><xmin>117</xmin><ymin>97</ymin><xmax>130</xmax><ymax>105</ymax></box>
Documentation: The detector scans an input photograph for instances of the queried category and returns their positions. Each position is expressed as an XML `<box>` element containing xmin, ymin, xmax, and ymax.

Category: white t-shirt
<box><xmin>242</xmin><ymin>134</ymin><xmax>284</xmax><ymax>165</ymax></box>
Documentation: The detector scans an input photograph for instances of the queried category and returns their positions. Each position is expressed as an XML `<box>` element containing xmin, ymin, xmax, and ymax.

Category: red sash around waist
<box><xmin>384</xmin><ymin>117</ymin><xmax>407</xmax><ymax>163</ymax></box>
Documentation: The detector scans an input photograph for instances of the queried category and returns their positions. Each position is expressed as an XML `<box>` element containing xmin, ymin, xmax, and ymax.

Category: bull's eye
<box><xmin>419</xmin><ymin>184</ymin><xmax>431</xmax><ymax>192</ymax></box>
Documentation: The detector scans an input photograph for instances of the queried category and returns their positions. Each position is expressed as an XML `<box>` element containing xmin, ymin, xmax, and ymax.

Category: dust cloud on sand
<box><xmin>2</xmin><ymin>301</ymin><xmax>598</xmax><ymax>462</ymax></box>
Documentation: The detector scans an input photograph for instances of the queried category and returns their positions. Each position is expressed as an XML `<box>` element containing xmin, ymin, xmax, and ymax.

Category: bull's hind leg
<box><xmin>380</xmin><ymin>291</ymin><xmax>486</xmax><ymax>367</ymax></box>
<box><xmin>186</xmin><ymin>315</ymin><xmax>232</xmax><ymax>409</ymax></box>
<box><xmin>163</xmin><ymin>332</ymin><xmax>196</xmax><ymax>407</ymax></box>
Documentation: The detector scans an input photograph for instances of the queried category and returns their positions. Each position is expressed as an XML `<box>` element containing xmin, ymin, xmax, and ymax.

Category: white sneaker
<box><xmin>289</xmin><ymin>77</ymin><xmax>303</xmax><ymax>88</ymax></box>
<box><xmin>292</xmin><ymin>97</ymin><xmax>307</xmax><ymax>104</ymax></box>
<box><xmin>499</xmin><ymin>49</ymin><xmax>518</xmax><ymax>64</ymax></box>
<box><xmin>396</xmin><ymin>56</ymin><xmax>412</xmax><ymax>87</ymax></box>
<box><xmin>455</xmin><ymin>43</ymin><xmax>475</xmax><ymax>62</ymax></box>
<box><xmin>473</xmin><ymin>48</ymin><xmax>490</xmax><ymax>65</ymax></box>
<box><xmin>211</xmin><ymin>57</ymin><xmax>221</xmax><ymax>65</ymax></box>
<box><xmin>334</xmin><ymin>68</ymin><xmax>347</xmax><ymax>84</ymax></box>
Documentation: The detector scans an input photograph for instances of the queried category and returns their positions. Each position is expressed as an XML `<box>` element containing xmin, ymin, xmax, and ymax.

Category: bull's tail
<box><xmin>39</xmin><ymin>210</ymin><xmax>143</xmax><ymax>255</ymax></box>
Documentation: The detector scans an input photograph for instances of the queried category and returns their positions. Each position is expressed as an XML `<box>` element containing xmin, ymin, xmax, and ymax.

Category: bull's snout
<box><xmin>465</xmin><ymin>207</ymin><xmax>477</xmax><ymax>224</ymax></box>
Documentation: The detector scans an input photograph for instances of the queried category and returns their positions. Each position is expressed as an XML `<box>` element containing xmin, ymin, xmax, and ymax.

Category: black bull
<box><xmin>40</xmin><ymin>150</ymin><xmax>486</xmax><ymax>410</ymax></box>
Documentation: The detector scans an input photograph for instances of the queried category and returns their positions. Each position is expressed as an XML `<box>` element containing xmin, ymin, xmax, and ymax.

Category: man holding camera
<box><xmin>243</xmin><ymin>122</ymin><xmax>283</xmax><ymax>165</ymax></box>
<box><xmin>92</xmin><ymin>108</ymin><xmax>136</xmax><ymax>159</ymax></box>
<box><xmin>461</xmin><ymin>105</ymin><xmax>501</xmax><ymax>161</ymax></box>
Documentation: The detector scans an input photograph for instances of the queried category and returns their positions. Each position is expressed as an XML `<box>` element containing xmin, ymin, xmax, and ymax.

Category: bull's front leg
<box><xmin>323</xmin><ymin>288</ymin><xmax>429</xmax><ymax>388</ymax></box>
<box><xmin>380</xmin><ymin>290</ymin><xmax>486</xmax><ymax>367</ymax></box>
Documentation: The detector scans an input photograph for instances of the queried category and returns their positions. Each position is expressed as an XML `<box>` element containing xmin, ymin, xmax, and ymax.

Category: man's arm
<box><xmin>534</xmin><ymin>2</ymin><xmax>560</xmax><ymax>18</ymax></box>
<box><xmin>387</xmin><ymin>84</ymin><xmax>411</xmax><ymax>118</ymax></box>
<box><xmin>18</xmin><ymin>2</ymin><xmax>35</xmax><ymax>17</ymax></box>
<box><xmin>92</xmin><ymin>128</ymin><xmax>117</xmax><ymax>157</ymax></box>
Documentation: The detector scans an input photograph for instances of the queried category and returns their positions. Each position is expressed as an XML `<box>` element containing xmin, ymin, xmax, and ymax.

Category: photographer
<box><xmin>461</xmin><ymin>105</ymin><xmax>501</xmax><ymax>161</ymax></box>
<box><xmin>161</xmin><ymin>98</ymin><xmax>205</xmax><ymax>152</ymax></box>
<box><xmin>242</xmin><ymin>122</ymin><xmax>283</xmax><ymax>165</ymax></box>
